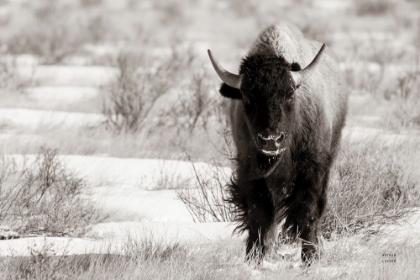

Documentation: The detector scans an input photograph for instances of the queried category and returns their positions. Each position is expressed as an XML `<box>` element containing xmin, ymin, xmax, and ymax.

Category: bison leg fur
<box><xmin>242</xmin><ymin>179</ymin><xmax>275</xmax><ymax>263</ymax></box>
<box><xmin>283</xmin><ymin>162</ymin><xmax>331</xmax><ymax>264</ymax></box>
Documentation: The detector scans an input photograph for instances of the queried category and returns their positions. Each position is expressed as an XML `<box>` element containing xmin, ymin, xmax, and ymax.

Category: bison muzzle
<box><xmin>208</xmin><ymin>22</ymin><xmax>348</xmax><ymax>264</ymax></box>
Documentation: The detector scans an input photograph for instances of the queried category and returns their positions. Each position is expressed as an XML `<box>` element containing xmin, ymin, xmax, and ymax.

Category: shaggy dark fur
<box><xmin>219</xmin><ymin>51</ymin><xmax>347</xmax><ymax>264</ymax></box>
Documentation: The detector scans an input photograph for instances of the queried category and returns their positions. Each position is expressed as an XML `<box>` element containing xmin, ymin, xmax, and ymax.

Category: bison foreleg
<box><xmin>244</xmin><ymin>179</ymin><xmax>275</xmax><ymax>263</ymax></box>
<box><xmin>299</xmin><ymin>168</ymin><xmax>330</xmax><ymax>264</ymax></box>
<box><xmin>283</xmin><ymin>161</ymin><xmax>330</xmax><ymax>264</ymax></box>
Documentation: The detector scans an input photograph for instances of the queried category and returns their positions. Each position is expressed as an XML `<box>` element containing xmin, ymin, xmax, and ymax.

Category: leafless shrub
<box><xmin>155</xmin><ymin>1</ymin><xmax>190</xmax><ymax>26</ymax></box>
<box><xmin>0</xmin><ymin>7</ymin><xmax>10</xmax><ymax>27</ymax></box>
<box><xmin>165</xmin><ymin>36</ymin><xmax>196</xmax><ymax>76</ymax></box>
<box><xmin>101</xmin><ymin>52</ymin><xmax>171</xmax><ymax>133</ymax></box>
<box><xmin>384</xmin><ymin>68</ymin><xmax>420</xmax><ymax>100</ymax></box>
<box><xmin>176</xmin><ymin>158</ymin><xmax>234</xmax><ymax>223</ymax></box>
<box><xmin>393</xmin><ymin>10</ymin><xmax>417</xmax><ymax>30</ymax></box>
<box><xmin>383</xmin><ymin>67</ymin><xmax>420</xmax><ymax>130</ymax></box>
<box><xmin>127</xmin><ymin>0</ymin><xmax>140</xmax><ymax>9</ymax></box>
<box><xmin>80</xmin><ymin>0</ymin><xmax>103</xmax><ymax>7</ymax></box>
<box><xmin>85</xmin><ymin>14</ymin><xmax>108</xmax><ymax>44</ymax></box>
<box><xmin>0</xmin><ymin>59</ymin><xmax>33</xmax><ymax>94</ymax></box>
<box><xmin>227</xmin><ymin>0</ymin><xmax>260</xmax><ymax>17</ymax></box>
<box><xmin>415</xmin><ymin>17</ymin><xmax>420</xmax><ymax>48</ymax></box>
<box><xmin>159</xmin><ymin>71</ymin><xmax>222</xmax><ymax>134</ymax></box>
<box><xmin>6</xmin><ymin>3</ymin><xmax>108</xmax><ymax>64</ymax></box>
<box><xmin>0</xmin><ymin>147</ymin><xmax>101</xmax><ymax>237</ymax></box>
<box><xmin>102</xmin><ymin>40</ymin><xmax>195</xmax><ymax>133</ymax></box>
<box><xmin>354</xmin><ymin>0</ymin><xmax>394</xmax><ymax>16</ymax></box>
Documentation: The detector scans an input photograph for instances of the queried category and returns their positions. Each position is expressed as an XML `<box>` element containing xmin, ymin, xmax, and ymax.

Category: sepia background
<box><xmin>0</xmin><ymin>0</ymin><xmax>419</xmax><ymax>279</ymax></box>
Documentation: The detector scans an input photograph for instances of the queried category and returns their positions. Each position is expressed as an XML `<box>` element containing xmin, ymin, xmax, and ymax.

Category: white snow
<box><xmin>312</xmin><ymin>0</ymin><xmax>352</xmax><ymax>10</ymax></box>
<box><xmin>0</xmin><ymin>222</ymin><xmax>239</xmax><ymax>257</ymax></box>
<box><xmin>7</xmin><ymin>155</ymin><xmax>231</xmax><ymax>191</ymax></box>
<box><xmin>25</xmin><ymin>87</ymin><xmax>99</xmax><ymax>103</ymax></box>
<box><xmin>0</xmin><ymin>156</ymin><xmax>236</xmax><ymax>256</ymax></box>
<box><xmin>343</xmin><ymin>126</ymin><xmax>420</xmax><ymax>146</ymax></box>
<box><xmin>0</xmin><ymin>108</ymin><xmax>105</xmax><ymax>128</ymax></box>
<box><xmin>1</xmin><ymin>155</ymin><xmax>419</xmax><ymax>259</ymax></box>
<box><xmin>16</xmin><ymin>65</ymin><xmax>118</xmax><ymax>87</ymax></box>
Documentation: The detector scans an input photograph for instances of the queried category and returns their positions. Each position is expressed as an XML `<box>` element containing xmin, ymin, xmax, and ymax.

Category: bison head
<box><xmin>208</xmin><ymin>45</ymin><xmax>325</xmax><ymax>157</ymax></box>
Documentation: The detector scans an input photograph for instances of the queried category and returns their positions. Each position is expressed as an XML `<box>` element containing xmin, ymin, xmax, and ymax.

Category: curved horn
<box><xmin>291</xmin><ymin>44</ymin><xmax>326</xmax><ymax>87</ymax></box>
<box><xmin>207</xmin><ymin>50</ymin><xmax>242</xmax><ymax>89</ymax></box>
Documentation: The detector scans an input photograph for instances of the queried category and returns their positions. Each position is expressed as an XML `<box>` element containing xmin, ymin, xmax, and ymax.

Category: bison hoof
<box><xmin>301</xmin><ymin>245</ymin><xmax>321</xmax><ymax>265</ymax></box>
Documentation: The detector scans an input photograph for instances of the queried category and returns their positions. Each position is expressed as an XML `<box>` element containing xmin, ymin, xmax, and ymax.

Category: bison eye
<box><xmin>286</xmin><ymin>93</ymin><xmax>294</xmax><ymax>102</ymax></box>
<box><xmin>243</xmin><ymin>97</ymin><xmax>251</xmax><ymax>104</ymax></box>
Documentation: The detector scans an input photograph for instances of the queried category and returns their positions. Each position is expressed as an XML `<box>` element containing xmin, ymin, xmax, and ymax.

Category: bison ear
<box><xmin>219</xmin><ymin>82</ymin><xmax>242</xmax><ymax>100</ymax></box>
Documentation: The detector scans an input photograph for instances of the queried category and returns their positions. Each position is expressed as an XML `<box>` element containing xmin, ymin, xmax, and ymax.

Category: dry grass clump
<box><xmin>323</xmin><ymin>139</ymin><xmax>420</xmax><ymax>238</ymax></box>
<box><xmin>383</xmin><ymin>68</ymin><xmax>420</xmax><ymax>131</ymax></box>
<box><xmin>0</xmin><ymin>147</ymin><xmax>101</xmax><ymax>237</ymax></box>
<box><xmin>342</xmin><ymin>64</ymin><xmax>385</xmax><ymax>95</ymax></box>
<box><xmin>1</xmin><ymin>235</ymin><xmax>419</xmax><ymax>279</ymax></box>
<box><xmin>0</xmin><ymin>238</ymin><xmax>249</xmax><ymax>280</ymax></box>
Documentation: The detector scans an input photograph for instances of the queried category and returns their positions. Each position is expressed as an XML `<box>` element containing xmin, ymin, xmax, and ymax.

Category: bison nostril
<box><xmin>257</xmin><ymin>135</ymin><xmax>267</xmax><ymax>147</ymax></box>
<box><xmin>275</xmin><ymin>133</ymin><xmax>285</xmax><ymax>144</ymax></box>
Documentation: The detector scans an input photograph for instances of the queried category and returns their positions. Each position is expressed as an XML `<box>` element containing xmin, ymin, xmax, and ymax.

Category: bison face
<box><xmin>208</xmin><ymin>45</ymin><xmax>326</xmax><ymax>156</ymax></box>
<box><xmin>237</xmin><ymin>58</ymin><xmax>298</xmax><ymax>156</ymax></box>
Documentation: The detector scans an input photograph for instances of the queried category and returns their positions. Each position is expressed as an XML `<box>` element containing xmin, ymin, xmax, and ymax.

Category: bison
<box><xmin>207</xmin><ymin>22</ymin><xmax>348</xmax><ymax>264</ymax></box>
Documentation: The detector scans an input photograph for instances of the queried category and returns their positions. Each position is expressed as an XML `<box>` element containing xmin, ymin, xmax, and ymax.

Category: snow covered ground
<box><xmin>0</xmin><ymin>154</ymin><xmax>419</xmax><ymax>259</ymax></box>
<box><xmin>1</xmin><ymin>80</ymin><xmax>419</xmax><ymax>259</ymax></box>
<box><xmin>0</xmin><ymin>155</ymin><xmax>240</xmax><ymax>257</ymax></box>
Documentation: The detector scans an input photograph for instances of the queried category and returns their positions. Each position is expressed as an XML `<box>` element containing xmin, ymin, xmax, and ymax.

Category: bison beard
<box><xmin>208</xmin><ymin>22</ymin><xmax>348</xmax><ymax>265</ymax></box>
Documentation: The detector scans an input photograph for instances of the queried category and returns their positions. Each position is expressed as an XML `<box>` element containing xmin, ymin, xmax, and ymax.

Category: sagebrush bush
<box><xmin>0</xmin><ymin>147</ymin><xmax>101</xmax><ymax>237</ymax></box>
<box><xmin>159</xmin><ymin>71</ymin><xmax>223</xmax><ymax>134</ymax></box>
<box><xmin>0</xmin><ymin>59</ymin><xmax>32</xmax><ymax>94</ymax></box>
<box><xmin>102</xmin><ymin>43</ymin><xmax>195</xmax><ymax>133</ymax></box>
<box><xmin>101</xmin><ymin>52</ymin><xmax>170</xmax><ymax>133</ymax></box>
